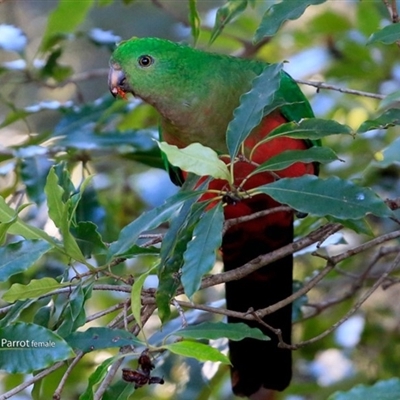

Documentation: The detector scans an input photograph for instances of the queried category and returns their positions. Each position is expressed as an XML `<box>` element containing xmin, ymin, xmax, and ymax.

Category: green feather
<box><xmin>110</xmin><ymin>37</ymin><xmax>318</xmax><ymax>151</ymax></box>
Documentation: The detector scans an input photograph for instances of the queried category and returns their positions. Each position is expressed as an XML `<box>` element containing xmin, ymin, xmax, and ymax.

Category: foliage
<box><xmin>1</xmin><ymin>1</ymin><xmax>400</xmax><ymax>399</ymax></box>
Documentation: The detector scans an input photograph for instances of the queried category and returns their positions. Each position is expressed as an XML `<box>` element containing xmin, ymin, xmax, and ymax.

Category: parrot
<box><xmin>108</xmin><ymin>37</ymin><xmax>317</xmax><ymax>400</ymax></box>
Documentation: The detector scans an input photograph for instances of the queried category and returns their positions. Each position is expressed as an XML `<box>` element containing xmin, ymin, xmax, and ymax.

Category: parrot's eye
<box><xmin>138</xmin><ymin>55</ymin><xmax>154</xmax><ymax>67</ymax></box>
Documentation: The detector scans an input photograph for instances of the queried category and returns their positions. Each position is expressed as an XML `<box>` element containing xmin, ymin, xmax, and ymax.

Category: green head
<box><xmin>109</xmin><ymin>37</ymin><xmax>208</xmax><ymax>107</ymax></box>
<box><xmin>108</xmin><ymin>37</ymin><xmax>315</xmax><ymax>151</ymax></box>
<box><xmin>109</xmin><ymin>37</ymin><xmax>260</xmax><ymax>150</ymax></box>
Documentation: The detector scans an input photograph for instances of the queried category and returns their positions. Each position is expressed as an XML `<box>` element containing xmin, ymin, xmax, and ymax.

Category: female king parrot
<box><xmin>108</xmin><ymin>37</ymin><xmax>317</xmax><ymax>400</ymax></box>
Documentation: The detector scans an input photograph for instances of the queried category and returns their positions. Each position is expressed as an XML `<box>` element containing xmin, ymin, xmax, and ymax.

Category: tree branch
<box><xmin>223</xmin><ymin>205</ymin><xmax>292</xmax><ymax>233</ymax></box>
<box><xmin>53</xmin><ymin>351</ymin><xmax>85</xmax><ymax>400</ymax></box>
<box><xmin>93</xmin><ymin>304</ymin><xmax>157</xmax><ymax>400</ymax></box>
<box><xmin>296</xmin><ymin>79</ymin><xmax>385</xmax><ymax>100</ymax></box>
<box><xmin>382</xmin><ymin>0</ymin><xmax>400</xmax><ymax>23</ymax></box>
<box><xmin>290</xmin><ymin>249</ymin><xmax>400</xmax><ymax>349</ymax></box>
<box><xmin>304</xmin><ymin>246</ymin><xmax>398</xmax><ymax>318</ymax></box>
<box><xmin>0</xmin><ymin>361</ymin><xmax>66</xmax><ymax>400</ymax></box>
<box><xmin>201</xmin><ymin>223</ymin><xmax>343</xmax><ymax>289</ymax></box>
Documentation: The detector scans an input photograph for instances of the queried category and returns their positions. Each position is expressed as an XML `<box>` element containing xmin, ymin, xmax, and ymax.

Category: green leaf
<box><xmin>378</xmin><ymin>90</ymin><xmax>400</xmax><ymax>110</ymax></box>
<box><xmin>158</xmin><ymin>142</ymin><xmax>230</xmax><ymax>182</ymax></box>
<box><xmin>131</xmin><ymin>270</ymin><xmax>153</xmax><ymax>330</ymax></box>
<box><xmin>0</xmin><ymin>322</ymin><xmax>74</xmax><ymax>373</ymax></box>
<box><xmin>327</xmin><ymin>216</ymin><xmax>374</xmax><ymax>236</ymax></box>
<box><xmin>40</xmin><ymin>0</ymin><xmax>95</xmax><ymax>51</ymax></box>
<box><xmin>49</xmin><ymin>94</ymin><xmax>164</xmax><ymax>168</ymax></box>
<box><xmin>45</xmin><ymin>167</ymin><xmax>68</xmax><ymax>228</ymax></box>
<box><xmin>157</xmin><ymin>224</ymin><xmax>197</xmax><ymax>322</ymax></box>
<box><xmin>253</xmin><ymin>147</ymin><xmax>339</xmax><ymax>173</ymax></box>
<box><xmin>2</xmin><ymin>277</ymin><xmax>66</xmax><ymax>303</ymax></box>
<box><xmin>156</xmin><ymin>189</ymin><xmax>205</xmax><ymax>322</ymax></box>
<box><xmin>328</xmin><ymin>378</ymin><xmax>400</xmax><ymax>400</ymax></box>
<box><xmin>267</xmin><ymin>118</ymin><xmax>352</xmax><ymax>142</ymax></box>
<box><xmin>40</xmin><ymin>47</ymin><xmax>73</xmax><ymax>82</ymax></box>
<box><xmin>0</xmin><ymin>240</ymin><xmax>52</xmax><ymax>282</ymax></box>
<box><xmin>0</xmin><ymin>196</ymin><xmax>58</xmax><ymax>245</ymax></box>
<box><xmin>73</xmin><ymin>221</ymin><xmax>107</xmax><ymax>257</ymax></box>
<box><xmin>181</xmin><ymin>203</ymin><xmax>224</xmax><ymax>298</ymax></box>
<box><xmin>162</xmin><ymin>340</ymin><xmax>229</xmax><ymax>364</ymax></box>
<box><xmin>19</xmin><ymin>154</ymin><xmax>53</xmax><ymax>205</ymax></box>
<box><xmin>113</xmin><ymin>245</ymin><xmax>159</xmax><ymax>257</ymax></box>
<box><xmin>108</xmin><ymin>190</ymin><xmax>201</xmax><ymax>260</ymax></box>
<box><xmin>254</xmin><ymin>0</ymin><xmax>328</xmax><ymax>42</ymax></box>
<box><xmin>34</xmin><ymin>305</ymin><xmax>53</xmax><ymax>328</ymax></box>
<box><xmin>226</xmin><ymin>63</ymin><xmax>283</xmax><ymax>159</ymax></box>
<box><xmin>0</xmin><ymin>300</ymin><xmax>36</xmax><ymax>328</ymax></box>
<box><xmin>209</xmin><ymin>0</ymin><xmax>248</xmax><ymax>44</ymax></box>
<box><xmin>65</xmin><ymin>327</ymin><xmax>144</xmax><ymax>353</ymax></box>
<box><xmin>358</xmin><ymin>109</ymin><xmax>400</xmax><ymax>132</ymax></box>
<box><xmin>367</xmin><ymin>23</ymin><xmax>400</xmax><ymax>45</ymax></box>
<box><xmin>189</xmin><ymin>0</ymin><xmax>201</xmax><ymax>44</ymax></box>
<box><xmin>79</xmin><ymin>356</ymin><xmax>119</xmax><ymax>400</ymax></box>
<box><xmin>0</xmin><ymin>213</ymin><xmax>17</xmax><ymax>245</ymax></box>
<box><xmin>57</xmin><ymin>284</ymin><xmax>92</xmax><ymax>337</ymax></box>
<box><xmin>175</xmin><ymin>322</ymin><xmax>269</xmax><ymax>341</ymax></box>
<box><xmin>159</xmin><ymin>175</ymin><xmax>203</xmax><ymax>262</ymax></box>
<box><xmin>257</xmin><ymin>175</ymin><xmax>392</xmax><ymax>219</ymax></box>
<box><xmin>52</xmin><ymin>162</ymin><xmax>75</xmax><ymax>201</ymax></box>
<box><xmin>156</xmin><ymin>257</ymin><xmax>183</xmax><ymax>323</ymax></box>
<box><xmin>45</xmin><ymin>167</ymin><xmax>86</xmax><ymax>262</ymax></box>
<box><xmin>103</xmin><ymin>382</ymin><xmax>135</xmax><ymax>400</ymax></box>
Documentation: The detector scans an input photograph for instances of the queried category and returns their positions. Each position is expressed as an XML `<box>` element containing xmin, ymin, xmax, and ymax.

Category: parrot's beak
<box><xmin>108</xmin><ymin>63</ymin><xmax>132</xmax><ymax>98</ymax></box>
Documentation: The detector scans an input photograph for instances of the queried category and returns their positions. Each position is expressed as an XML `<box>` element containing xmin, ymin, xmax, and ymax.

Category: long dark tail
<box><xmin>222</xmin><ymin>194</ymin><xmax>293</xmax><ymax>399</ymax></box>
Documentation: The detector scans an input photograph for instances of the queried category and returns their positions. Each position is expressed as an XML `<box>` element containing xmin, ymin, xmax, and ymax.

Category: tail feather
<box><xmin>222</xmin><ymin>194</ymin><xmax>294</xmax><ymax>398</ymax></box>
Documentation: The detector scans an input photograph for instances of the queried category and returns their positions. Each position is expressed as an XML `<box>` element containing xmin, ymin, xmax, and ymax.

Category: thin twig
<box><xmin>93</xmin><ymin>354</ymin><xmax>125</xmax><ymax>400</ymax></box>
<box><xmin>201</xmin><ymin>223</ymin><xmax>343</xmax><ymax>290</ymax></box>
<box><xmin>123</xmin><ymin>300</ymin><xmax>130</xmax><ymax>331</ymax></box>
<box><xmin>382</xmin><ymin>0</ymin><xmax>400</xmax><ymax>23</ymax></box>
<box><xmin>174</xmin><ymin>258</ymin><xmax>336</xmax><ymax>322</ymax></box>
<box><xmin>139</xmin><ymin>233</ymin><xmax>165</xmax><ymax>241</ymax></box>
<box><xmin>173</xmin><ymin>229</ymin><xmax>400</xmax><ymax>325</ymax></box>
<box><xmin>296</xmin><ymin>79</ymin><xmax>385</xmax><ymax>100</ymax></box>
<box><xmin>223</xmin><ymin>205</ymin><xmax>292</xmax><ymax>233</ymax></box>
<box><xmin>172</xmin><ymin>299</ymin><xmax>188</xmax><ymax>328</ymax></box>
<box><xmin>179</xmin><ymin>246</ymin><xmax>400</xmax><ymax>350</ymax></box>
<box><xmin>257</xmin><ymin>259</ymin><xmax>336</xmax><ymax>319</ymax></box>
<box><xmin>258</xmin><ymin>230</ymin><xmax>400</xmax><ymax>319</ymax></box>
<box><xmin>304</xmin><ymin>247</ymin><xmax>391</xmax><ymax>318</ymax></box>
<box><xmin>0</xmin><ymin>304</ymin><xmax>13</xmax><ymax>315</ymax></box>
<box><xmin>331</xmin><ymin>229</ymin><xmax>400</xmax><ymax>264</ymax></box>
<box><xmin>93</xmin><ymin>304</ymin><xmax>156</xmax><ymax>400</ymax></box>
<box><xmin>0</xmin><ymin>361</ymin><xmax>66</xmax><ymax>400</ymax></box>
<box><xmin>85</xmin><ymin>302</ymin><xmax>126</xmax><ymax>323</ymax></box>
<box><xmin>251</xmin><ymin>311</ymin><xmax>289</xmax><ymax>348</ymax></box>
<box><xmin>382</xmin><ymin>0</ymin><xmax>392</xmax><ymax>18</ymax></box>
<box><xmin>290</xmin><ymin>250</ymin><xmax>400</xmax><ymax>349</ymax></box>
<box><xmin>52</xmin><ymin>351</ymin><xmax>85</xmax><ymax>400</ymax></box>
<box><xmin>392</xmin><ymin>0</ymin><xmax>399</xmax><ymax>22</ymax></box>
